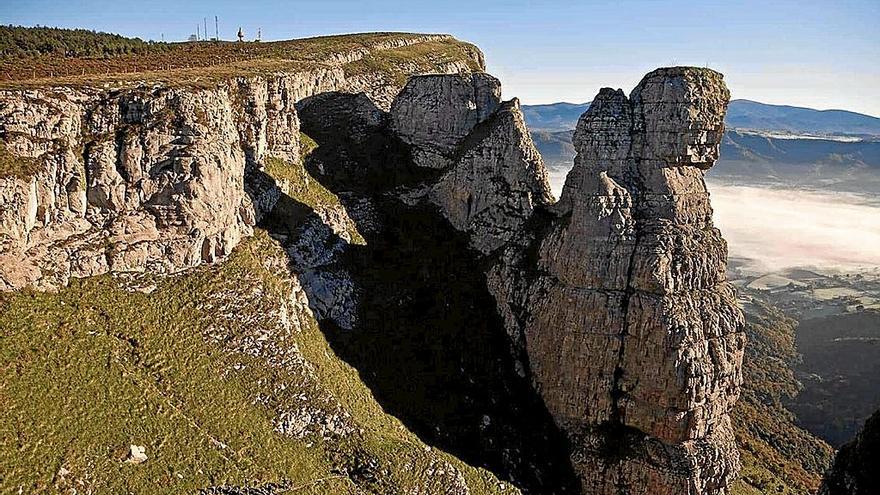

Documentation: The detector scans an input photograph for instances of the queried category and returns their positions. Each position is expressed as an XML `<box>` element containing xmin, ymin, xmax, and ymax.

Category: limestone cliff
<box><xmin>0</xmin><ymin>34</ymin><xmax>483</xmax><ymax>290</ymax></box>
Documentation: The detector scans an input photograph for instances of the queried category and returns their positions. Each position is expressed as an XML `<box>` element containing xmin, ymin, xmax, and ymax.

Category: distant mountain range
<box><xmin>524</xmin><ymin>100</ymin><xmax>880</xmax><ymax>194</ymax></box>
<box><xmin>522</xmin><ymin>99</ymin><xmax>880</xmax><ymax>136</ymax></box>
<box><xmin>721</xmin><ymin>129</ymin><xmax>880</xmax><ymax>166</ymax></box>
<box><xmin>726</xmin><ymin>100</ymin><xmax>880</xmax><ymax>136</ymax></box>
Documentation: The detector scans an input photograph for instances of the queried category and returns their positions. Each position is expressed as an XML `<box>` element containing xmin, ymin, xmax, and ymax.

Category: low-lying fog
<box><xmin>708</xmin><ymin>183</ymin><xmax>880</xmax><ymax>273</ymax></box>
<box><xmin>546</xmin><ymin>170</ymin><xmax>880</xmax><ymax>274</ymax></box>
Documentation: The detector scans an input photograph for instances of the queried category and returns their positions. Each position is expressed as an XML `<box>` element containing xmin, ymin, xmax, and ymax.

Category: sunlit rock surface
<box><xmin>409</xmin><ymin>68</ymin><xmax>744</xmax><ymax>494</ymax></box>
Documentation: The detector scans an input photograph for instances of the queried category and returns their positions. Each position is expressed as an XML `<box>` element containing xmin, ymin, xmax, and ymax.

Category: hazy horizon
<box><xmin>2</xmin><ymin>0</ymin><xmax>878</xmax><ymax>116</ymax></box>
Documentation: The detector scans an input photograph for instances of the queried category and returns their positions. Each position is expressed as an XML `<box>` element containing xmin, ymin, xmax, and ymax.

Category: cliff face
<box><xmin>522</xmin><ymin>69</ymin><xmax>744</xmax><ymax>493</ymax></box>
<box><xmin>0</xmin><ymin>35</ymin><xmax>483</xmax><ymax>290</ymax></box>
<box><xmin>1</xmin><ymin>84</ymin><xmax>264</xmax><ymax>290</ymax></box>
<box><xmin>820</xmin><ymin>409</ymin><xmax>880</xmax><ymax>495</ymax></box>
<box><xmin>1</xmin><ymin>35</ymin><xmax>743</xmax><ymax>495</ymax></box>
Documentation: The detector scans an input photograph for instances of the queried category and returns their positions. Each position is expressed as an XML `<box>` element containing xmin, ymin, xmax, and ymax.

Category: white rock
<box><xmin>125</xmin><ymin>444</ymin><xmax>147</xmax><ymax>464</ymax></box>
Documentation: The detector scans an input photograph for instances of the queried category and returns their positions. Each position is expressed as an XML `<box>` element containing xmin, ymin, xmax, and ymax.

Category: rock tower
<box><xmin>523</xmin><ymin>67</ymin><xmax>744</xmax><ymax>493</ymax></box>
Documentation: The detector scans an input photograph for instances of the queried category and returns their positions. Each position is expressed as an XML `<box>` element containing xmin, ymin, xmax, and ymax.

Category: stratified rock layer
<box><xmin>0</xmin><ymin>36</ymin><xmax>484</xmax><ymax>290</ymax></box>
<box><xmin>522</xmin><ymin>68</ymin><xmax>744</xmax><ymax>494</ymax></box>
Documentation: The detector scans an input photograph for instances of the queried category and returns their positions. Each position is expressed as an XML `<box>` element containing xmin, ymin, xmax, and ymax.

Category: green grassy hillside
<box><xmin>0</xmin><ymin>146</ymin><xmax>508</xmax><ymax>494</ymax></box>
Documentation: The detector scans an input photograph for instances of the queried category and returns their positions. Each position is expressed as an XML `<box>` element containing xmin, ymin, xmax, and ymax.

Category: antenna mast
<box><xmin>215</xmin><ymin>16</ymin><xmax>219</xmax><ymax>41</ymax></box>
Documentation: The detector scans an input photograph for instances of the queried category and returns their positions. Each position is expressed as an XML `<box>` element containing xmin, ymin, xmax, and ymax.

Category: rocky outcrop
<box><xmin>521</xmin><ymin>68</ymin><xmax>743</xmax><ymax>494</ymax></box>
<box><xmin>386</xmin><ymin>68</ymin><xmax>743</xmax><ymax>493</ymax></box>
<box><xmin>391</xmin><ymin>74</ymin><xmax>553</xmax><ymax>253</ymax></box>
<box><xmin>427</xmin><ymin>98</ymin><xmax>554</xmax><ymax>254</ymax></box>
<box><xmin>385</xmin><ymin>68</ymin><xmax>743</xmax><ymax>493</ymax></box>
<box><xmin>391</xmin><ymin>73</ymin><xmax>502</xmax><ymax>169</ymax></box>
<box><xmin>287</xmin><ymin>73</ymin><xmax>555</xmax><ymax>332</ymax></box>
<box><xmin>0</xmin><ymin>36</ymin><xmax>484</xmax><ymax>291</ymax></box>
<box><xmin>820</xmin><ymin>409</ymin><xmax>880</xmax><ymax>495</ymax></box>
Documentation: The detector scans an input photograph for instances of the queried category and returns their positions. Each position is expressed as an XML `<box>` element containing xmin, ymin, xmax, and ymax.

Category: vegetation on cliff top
<box><xmin>343</xmin><ymin>39</ymin><xmax>483</xmax><ymax>86</ymax></box>
<box><xmin>0</xmin><ymin>25</ymin><xmax>168</xmax><ymax>59</ymax></box>
<box><xmin>0</xmin><ymin>26</ymin><xmax>482</xmax><ymax>89</ymax></box>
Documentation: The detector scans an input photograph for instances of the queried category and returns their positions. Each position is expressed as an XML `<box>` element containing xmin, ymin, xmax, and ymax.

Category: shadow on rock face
<box><xmin>295</xmin><ymin>92</ymin><xmax>444</xmax><ymax>193</ymax></box>
<box><xmin>245</xmin><ymin>91</ymin><xmax>580</xmax><ymax>494</ymax></box>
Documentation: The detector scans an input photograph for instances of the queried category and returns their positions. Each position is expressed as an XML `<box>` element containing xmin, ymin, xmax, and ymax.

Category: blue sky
<box><xmin>3</xmin><ymin>0</ymin><xmax>879</xmax><ymax>115</ymax></box>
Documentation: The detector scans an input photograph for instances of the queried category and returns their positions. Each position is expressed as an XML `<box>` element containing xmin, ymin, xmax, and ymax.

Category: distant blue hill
<box><xmin>522</xmin><ymin>100</ymin><xmax>880</xmax><ymax>136</ymax></box>
<box><xmin>725</xmin><ymin>100</ymin><xmax>880</xmax><ymax>136</ymax></box>
<box><xmin>721</xmin><ymin>129</ymin><xmax>880</xmax><ymax>165</ymax></box>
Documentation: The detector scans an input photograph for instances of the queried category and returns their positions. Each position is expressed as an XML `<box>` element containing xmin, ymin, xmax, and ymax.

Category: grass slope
<box><xmin>0</xmin><ymin>141</ymin><xmax>507</xmax><ymax>494</ymax></box>
<box><xmin>0</xmin><ymin>30</ymin><xmax>482</xmax><ymax>89</ymax></box>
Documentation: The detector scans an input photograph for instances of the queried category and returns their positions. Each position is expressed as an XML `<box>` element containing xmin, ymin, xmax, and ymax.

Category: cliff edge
<box><xmin>0</xmin><ymin>33</ymin><xmax>483</xmax><ymax>290</ymax></box>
